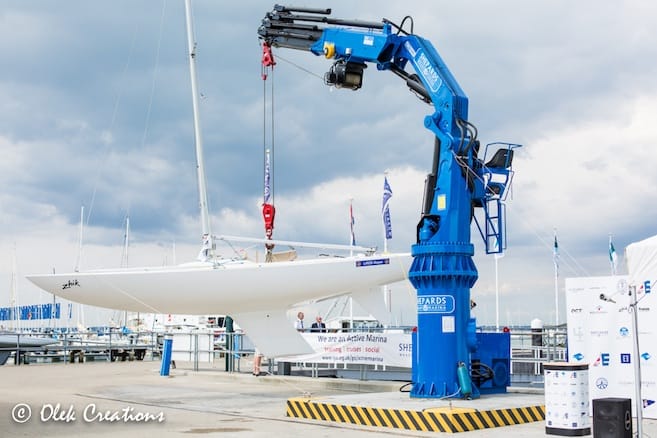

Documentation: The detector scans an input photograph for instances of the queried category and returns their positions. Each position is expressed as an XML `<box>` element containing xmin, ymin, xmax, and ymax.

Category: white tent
<box><xmin>624</xmin><ymin>234</ymin><xmax>657</xmax><ymax>421</ymax></box>
<box><xmin>626</xmin><ymin>234</ymin><xmax>657</xmax><ymax>291</ymax></box>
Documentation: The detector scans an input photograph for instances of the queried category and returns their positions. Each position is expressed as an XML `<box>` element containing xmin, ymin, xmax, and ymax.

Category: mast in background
<box><xmin>74</xmin><ymin>205</ymin><xmax>84</xmax><ymax>272</ymax></box>
<box><xmin>121</xmin><ymin>215</ymin><xmax>130</xmax><ymax>268</ymax></box>
<box><xmin>10</xmin><ymin>246</ymin><xmax>20</xmax><ymax>331</ymax></box>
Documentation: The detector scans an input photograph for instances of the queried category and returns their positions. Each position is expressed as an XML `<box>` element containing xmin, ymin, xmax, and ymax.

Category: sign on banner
<box><xmin>278</xmin><ymin>332</ymin><xmax>412</xmax><ymax>368</ymax></box>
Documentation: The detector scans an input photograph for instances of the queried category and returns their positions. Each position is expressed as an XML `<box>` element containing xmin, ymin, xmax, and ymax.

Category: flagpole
<box><xmin>383</xmin><ymin>171</ymin><xmax>389</xmax><ymax>254</ymax></box>
<box><xmin>554</xmin><ymin>261</ymin><xmax>559</xmax><ymax>327</ymax></box>
<box><xmin>553</xmin><ymin>228</ymin><xmax>559</xmax><ymax>327</ymax></box>
<box><xmin>495</xmin><ymin>253</ymin><xmax>500</xmax><ymax>332</ymax></box>
<box><xmin>349</xmin><ymin>198</ymin><xmax>355</xmax><ymax>257</ymax></box>
<box><xmin>493</xmin><ymin>235</ymin><xmax>502</xmax><ymax>332</ymax></box>
<box><xmin>382</xmin><ymin>172</ymin><xmax>392</xmax><ymax>318</ymax></box>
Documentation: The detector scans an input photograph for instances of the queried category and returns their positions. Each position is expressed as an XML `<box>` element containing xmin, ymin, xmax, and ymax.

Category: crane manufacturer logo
<box><xmin>414</xmin><ymin>51</ymin><xmax>442</xmax><ymax>92</ymax></box>
<box><xmin>417</xmin><ymin>295</ymin><xmax>454</xmax><ymax>314</ymax></box>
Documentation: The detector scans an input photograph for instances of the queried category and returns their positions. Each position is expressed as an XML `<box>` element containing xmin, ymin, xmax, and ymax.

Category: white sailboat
<box><xmin>26</xmin><ymin>0</ymin><xmax>412</xmax><ymax>357</ymax></box>
<box><xmin>1</xmin><ymin>247</ymin><xmax>58</xmax><ymax>365</ymax></box>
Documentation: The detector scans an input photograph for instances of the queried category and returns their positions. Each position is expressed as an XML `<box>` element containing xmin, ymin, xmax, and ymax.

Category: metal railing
<box><xmin>508</xmin><ymin>327</ymin><xmax>568</xmax><ymax>384</ymax></box>
<box><xmin>273</xmin><ymin>326</ymin><xmax>569</xmax><ymax>383</ymax></box>
<box><xmin>1</xmin><ymin>330</ymin><xmax>160</xmax><ymax>365</ymax></box>
<box><xmin>3</xmin><ymin>326</ymin><xmax>569</xmax><ymax>386</ymax></box>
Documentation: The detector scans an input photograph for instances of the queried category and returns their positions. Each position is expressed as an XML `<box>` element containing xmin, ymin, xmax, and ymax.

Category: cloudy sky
<box><xmin>1</xmin><ymin>0</ymin><xmax>656</xmax><ymax>327</ymax></box>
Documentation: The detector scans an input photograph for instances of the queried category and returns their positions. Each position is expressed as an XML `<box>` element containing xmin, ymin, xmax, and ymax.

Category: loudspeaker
<box><xmin>593</xmin><ymin>398</ymin><xmax>632</xmax><ymax>438</ymax></box>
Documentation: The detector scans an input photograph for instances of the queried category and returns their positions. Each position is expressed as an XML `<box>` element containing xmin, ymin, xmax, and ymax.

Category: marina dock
<box><xmin>3</xmin><ymin>359</ymin><xmax>657</xmax><ymax>437</ymax></box>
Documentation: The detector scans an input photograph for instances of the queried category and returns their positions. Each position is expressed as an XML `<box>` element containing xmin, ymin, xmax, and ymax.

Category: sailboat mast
<box><xmin>121</xmin><ymin>215</ymin><xmax>130</xmax><ymax>268</ymax></box>
<box><xmin>10</xmin><ymin>247</ymin><xmax>19</xmax><ymax>331</ymax></box>
<box><xmin>184</xmin><ymin>0</ymin><xmax>213</xmax><ymax>247</ymax></box>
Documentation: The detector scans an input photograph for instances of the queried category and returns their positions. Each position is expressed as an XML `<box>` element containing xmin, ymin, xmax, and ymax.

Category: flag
<box><xmin>382</xmin><ymin>176</ymin><xmax>393</xmax><ymax>240</ymax></box>
<box><xmin>609</xmin><ymin>236</ymin><xmax>618</xmax><ymax>275</ymax></box>
<box><xmin>553</xmin><ymin>232</ymin><xmax>559</xmax><ymax>271</ymax></box>
<box><xmin>493</xmin><ymin>237</ymin><xmax>504</xmax><ymax>259</ymax></box>
<box><xmin>263</xmin><ymin>149</ymin><xmax>272</xmax><ymax>204</ymax></box>
<box><xmin>349</xmin><ymin>201</ymin><xmax>356</xmax><ymax>246</ymax></box>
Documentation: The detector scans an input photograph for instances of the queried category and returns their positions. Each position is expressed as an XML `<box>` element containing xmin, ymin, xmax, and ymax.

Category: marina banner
<box><xmin>279</xmin><ymin>332</ymin><xmax>412</xmax><ymax>368</ymax></box>
<box><xmin>566</xmin><ymin>275</ymin><xmax>656</xmax><ymax>420</ymax></box>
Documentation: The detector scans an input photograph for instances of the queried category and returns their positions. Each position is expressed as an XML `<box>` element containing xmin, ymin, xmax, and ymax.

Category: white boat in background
<box><xmin>25</xmin><ymin>0</ymin><xmax>412</xmax><ymax>358</ymax></box>
<box><xmin>0</xmin><ymin>333</ymin><xmax>59</xmax><ymax>365</ymax></box>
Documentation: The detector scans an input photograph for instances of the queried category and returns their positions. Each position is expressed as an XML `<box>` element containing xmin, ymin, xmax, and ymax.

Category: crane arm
<box><xmin>259</xmin><ymin>6</ymin><xmax>503</xmax><ymax>246</ymax></box>
<box><xmin>258</xmin><ymin>6</ymin><xmax>467</xmax><ymax>145</ymax></box>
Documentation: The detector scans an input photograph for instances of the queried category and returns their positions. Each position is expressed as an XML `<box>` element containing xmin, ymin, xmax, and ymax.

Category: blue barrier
<box><xmin>160</xmin><ymin>335</ymin><xmax>173</xmax><ymax>376</ymax></box>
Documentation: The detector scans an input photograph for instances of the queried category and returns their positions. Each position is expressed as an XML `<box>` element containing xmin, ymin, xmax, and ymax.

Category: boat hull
<box><xmin>27</xmin><ymin>253</ymin><xmax>413</xmax><ymax>315</ymax></box>
<box><xmin>0</xmin><ymin>334</ymin><xmax>58</xmax><ymax>348</ymax></box>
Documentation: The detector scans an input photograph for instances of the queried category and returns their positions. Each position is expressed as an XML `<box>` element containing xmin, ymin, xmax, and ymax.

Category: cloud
<box><xmin>2</xmin><ymin>0</ymin><xmax>657</xmax><ymax>327</ymax></box>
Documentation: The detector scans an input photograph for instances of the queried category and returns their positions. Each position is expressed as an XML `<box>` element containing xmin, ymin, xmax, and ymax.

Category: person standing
<box><xmin>295</xmin><ymin>311</ymin><xmax>305</xmax><ymax>332</ymax></box>
<box><xmin>252</xmin><ymin>348</ymin><xmax>263</xmax><ymax>376</ymax></box>
<box><xmin>311</xmin><ymin>315</ymin><xmax>326</xmax><ymax>333</ymax></box>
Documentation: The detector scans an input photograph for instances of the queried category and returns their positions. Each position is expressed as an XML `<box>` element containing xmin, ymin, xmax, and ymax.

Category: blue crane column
<box><xmin>396</xmin><ymin>36</ymin><xmax>481</xmax><ymax>399</ymax></box>
<box><xmin>409</xmin><ymin>136</ymin><xmax>479</xmax><ymax>398</ymax></box>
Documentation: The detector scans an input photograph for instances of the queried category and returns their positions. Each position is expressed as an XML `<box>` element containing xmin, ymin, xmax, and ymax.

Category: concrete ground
<box><xmin>2</xmin><ymin>359</ymin><xmax>656</xmax><ymax>437</ymax></box>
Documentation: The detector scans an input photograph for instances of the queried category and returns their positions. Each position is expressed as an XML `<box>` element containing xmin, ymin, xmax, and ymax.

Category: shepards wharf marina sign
<box><xmin>279</xmin><ymin>332</ymin><xmax>412</xmax><ymax>368</ymax></box>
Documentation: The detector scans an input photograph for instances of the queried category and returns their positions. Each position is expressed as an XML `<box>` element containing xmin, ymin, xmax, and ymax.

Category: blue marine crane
<box><xmin>258</xmin><ymin>5</ymin><xmax>520</xmax><ymax>399</ymax></box>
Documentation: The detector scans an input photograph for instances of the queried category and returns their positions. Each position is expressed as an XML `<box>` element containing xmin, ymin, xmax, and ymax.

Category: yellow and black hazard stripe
<box><xmin>286</xmin><ymin>398</ymin><xmax>545</xmax><ymax>433</ymax></box>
